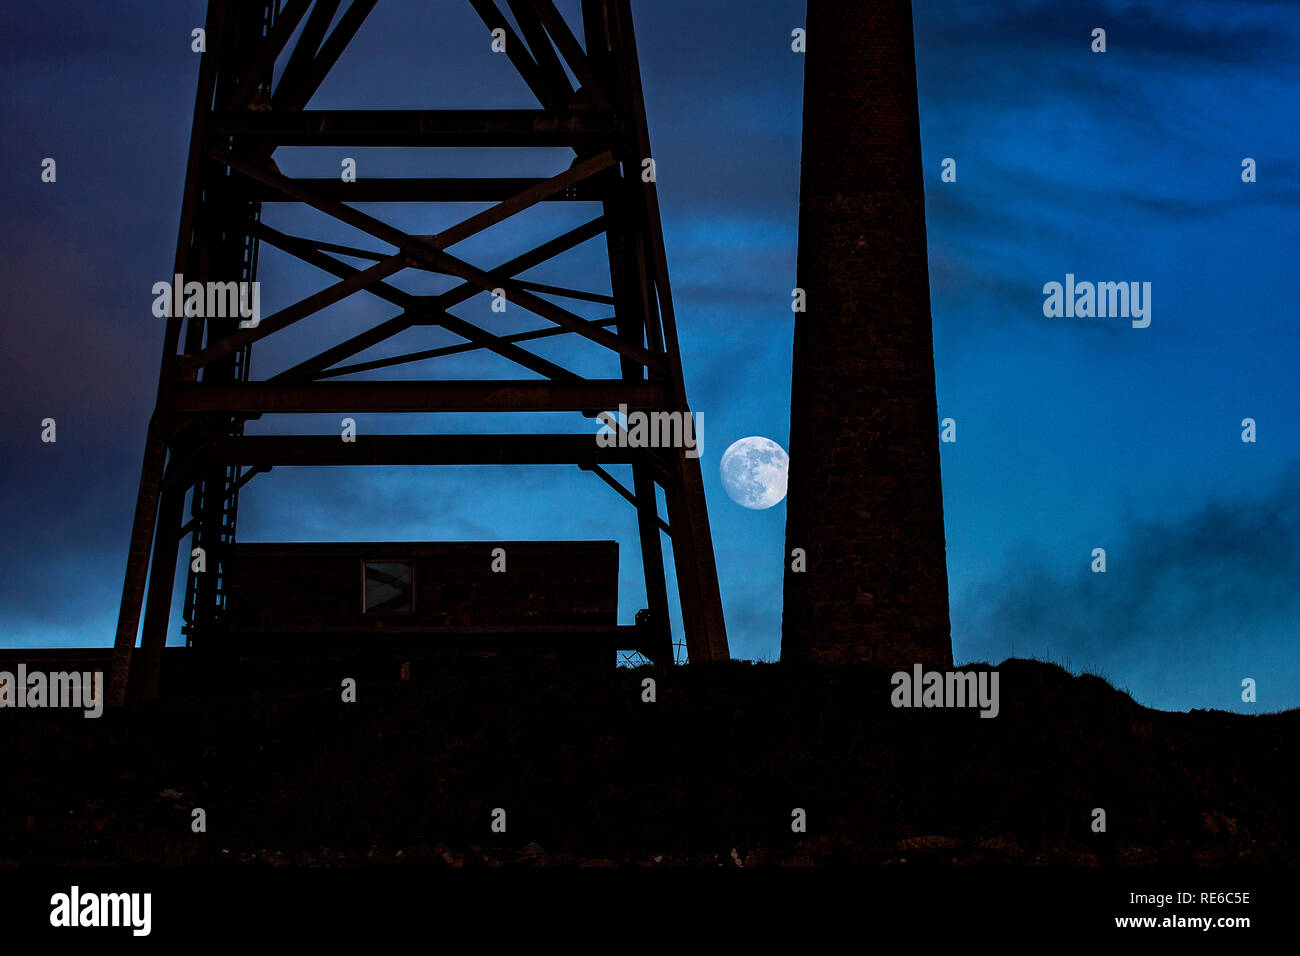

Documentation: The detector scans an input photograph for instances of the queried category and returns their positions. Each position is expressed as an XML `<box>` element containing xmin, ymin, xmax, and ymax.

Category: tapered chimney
<box><xmin>781</xmin><ymin>0</ymin><xmax>952</xmax><ymax>667</ymax></box>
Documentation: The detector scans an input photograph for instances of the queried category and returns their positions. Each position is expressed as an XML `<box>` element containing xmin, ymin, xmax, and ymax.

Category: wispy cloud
<box><xmin>954</xmin><ymin>467</ymin><xmax>1300</xmax><ymax>712</ymax></box>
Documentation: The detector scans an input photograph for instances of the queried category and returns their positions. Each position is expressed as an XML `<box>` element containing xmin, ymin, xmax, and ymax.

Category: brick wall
<box><xmin>781</xmin><ymin>0</ymin><xmax>952</xmax><ymax>667</ymax></box>
<box><xmin>224</xmin><ymin>541</ymin><xmax>618</xmax><ymax>632</ymax></box>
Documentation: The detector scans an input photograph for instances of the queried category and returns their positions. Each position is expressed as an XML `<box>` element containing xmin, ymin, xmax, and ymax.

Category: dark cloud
<box><xmin>915</xmin><ymin>0</ymin><xmax>1297</xmax><ymax>71</ymax></box>
<box><xmin>954</xmin><ymin>466</ymin><xmax>1300</xmax><ymax>711</ymax></box>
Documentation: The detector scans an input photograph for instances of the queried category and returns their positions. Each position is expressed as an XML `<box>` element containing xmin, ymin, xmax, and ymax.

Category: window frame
<box><xmin>359</xmin><ymin>558</ymin><xmax>416</xmax><ymax>615</ymax></box>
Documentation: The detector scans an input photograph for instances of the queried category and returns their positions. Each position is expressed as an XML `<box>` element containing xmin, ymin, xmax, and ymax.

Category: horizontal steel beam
<box><xmin>235</xmin><ymin>177</ymin><xmax>612</xmax><ymax>202</ymax></box>
<box><xmin>208</xmin><ymin>109</ymin><xmax>623</xmax><ymax>146</ymax></box>
<box><xmin>171</xmin><ymin>380</ymin><xmax>669</xmax><ymax>414</ymax></box>
<box><xmin>194</xmin><ymin>434</ymin><xmax>661</xmax><ymax>467</ymax></box>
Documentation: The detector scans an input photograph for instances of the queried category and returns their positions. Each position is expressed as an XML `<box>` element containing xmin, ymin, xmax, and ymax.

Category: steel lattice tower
<box><xmin>109</xmin><ymin>0</ymin><xmax>729</xmax><ymax>707</ymax></box>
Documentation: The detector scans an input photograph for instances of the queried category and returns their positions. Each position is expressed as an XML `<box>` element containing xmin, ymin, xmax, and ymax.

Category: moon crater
<box><xmin>720</xmin><ymin>436</ymin><xmax>789</xmax><ymax>510</ymax></box>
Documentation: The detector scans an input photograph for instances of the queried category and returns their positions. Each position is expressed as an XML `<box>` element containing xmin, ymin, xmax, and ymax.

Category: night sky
<box><xmin>1</xmin><ymin>1</ymin><xmax>1296</xmax><ymax>713</ymax></box>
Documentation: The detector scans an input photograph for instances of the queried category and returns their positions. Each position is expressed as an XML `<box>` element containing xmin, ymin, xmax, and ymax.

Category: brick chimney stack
<box><xmin>781</xmin><ymin>0</ymin><xmax>953</xmax><ymax>667</ymax></box>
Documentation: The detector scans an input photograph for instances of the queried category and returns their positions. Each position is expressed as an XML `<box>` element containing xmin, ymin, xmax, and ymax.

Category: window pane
<box><xmin>364</xmin><ymin>561</ymin><xmax>412</xmax><ymax>613</ymax></box>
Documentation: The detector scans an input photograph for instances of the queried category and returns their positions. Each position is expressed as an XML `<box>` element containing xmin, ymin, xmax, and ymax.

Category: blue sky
<box><xmin>1</xmin><ymin>1</ymin><xmax>1296</xmax><ymax>713</ymax></box>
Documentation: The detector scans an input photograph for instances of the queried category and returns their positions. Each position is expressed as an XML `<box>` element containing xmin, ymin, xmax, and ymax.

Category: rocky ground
<box><xmin>2</xmin><ymin>657</ymin><xmax>1296</xmax><ymax>866</ymax></box>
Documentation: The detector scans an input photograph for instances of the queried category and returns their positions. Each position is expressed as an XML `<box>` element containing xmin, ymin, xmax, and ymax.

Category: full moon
<box><xmin>719</xmin><ymin>436</ymin><xmax>789</xmax><ymax>510</ymax></box>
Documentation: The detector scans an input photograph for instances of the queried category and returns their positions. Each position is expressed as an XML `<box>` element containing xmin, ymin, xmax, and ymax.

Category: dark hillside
<box><xmin>2</xmin><ymin>657</ymin><xmax>1295</xmax><ymax>866</ymax></box>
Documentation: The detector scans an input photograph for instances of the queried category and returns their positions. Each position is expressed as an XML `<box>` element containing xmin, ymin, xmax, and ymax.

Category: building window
<box><xmin>363</xmin><ymin>561</ymin><xmax>413</xmax><ymax>614</ymax></box>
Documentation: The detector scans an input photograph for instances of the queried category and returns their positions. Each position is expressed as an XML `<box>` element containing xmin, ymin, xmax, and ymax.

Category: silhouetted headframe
<box><xmin>108</xmin><ymin>0</ymin><xmax>729</xmax><ymax>707</ymax></box>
